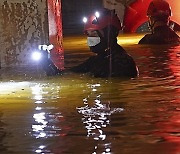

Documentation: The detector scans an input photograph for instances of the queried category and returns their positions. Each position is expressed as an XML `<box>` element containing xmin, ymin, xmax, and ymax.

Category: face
<box><xmin>86</xmin><ymin>30</ymin><xmax>107</xmax><ymax>55</ymax></box>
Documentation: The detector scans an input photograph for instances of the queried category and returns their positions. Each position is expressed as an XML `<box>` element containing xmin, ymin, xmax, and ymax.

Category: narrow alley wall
<box><xmin>0</xmin><ymin>0</ymin><xmax>47</xmax><ymax>67</ymax></box>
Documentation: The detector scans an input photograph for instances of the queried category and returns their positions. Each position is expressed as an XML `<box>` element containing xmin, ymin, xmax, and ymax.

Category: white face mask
<box><xmin>87</xmin><ymin>37</ymin><xmax>100</xmax><ymax>47</ymax></box>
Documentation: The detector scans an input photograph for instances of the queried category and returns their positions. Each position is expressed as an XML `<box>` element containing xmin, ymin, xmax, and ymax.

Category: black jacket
<box><xmin>71</xmin><ymin>44</ymin><xmax>138</xmax><ymax>78</ymax></box>
<box><xmin>138</xmin><ymin>25</ymin><xmax>180</xmax><ymax>45</ymax></box>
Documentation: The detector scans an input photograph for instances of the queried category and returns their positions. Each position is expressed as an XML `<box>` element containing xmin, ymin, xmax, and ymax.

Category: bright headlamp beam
<box><xmin>83</xmin><ymin>17</ymin><xmax>87</xmax><ymax>23</ymax></box>
<box><xmin>95</xmin><ymin>11</ymin><xmax>100</xmax><ymax>18</ymax></box>
<box><xmin>32</xmin><ymin>52</ymin><xmax>42</xmax><ymax>61</ymax></box>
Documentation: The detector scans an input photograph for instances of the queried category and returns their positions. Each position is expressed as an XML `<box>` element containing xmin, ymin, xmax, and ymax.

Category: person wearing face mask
<box><xmin>138</xmin><ymin>0</ymin><xmax>180</xmax><ymax>45</ymax></box>
<box><xmin>70</xmin><ymin>8</ymin><xmax>139</xmax><ymax>78</ymax></box>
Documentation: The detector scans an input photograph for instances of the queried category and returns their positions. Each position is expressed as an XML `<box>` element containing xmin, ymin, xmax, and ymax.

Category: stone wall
<box><xmin>0</xmin><ymin>0</ymin><xmax>47</xmax><ymax>67</ymax></box>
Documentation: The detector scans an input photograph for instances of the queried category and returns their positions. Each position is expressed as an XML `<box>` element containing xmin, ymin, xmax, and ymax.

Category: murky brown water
<box><xmin>0</xmin><ymin>34</ymin><xmax>180</xmax><ymax>154</ymax></box>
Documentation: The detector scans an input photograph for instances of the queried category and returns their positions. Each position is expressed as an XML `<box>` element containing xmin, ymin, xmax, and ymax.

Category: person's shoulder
<box><xmin>113</xmin><ymin>47</ymin><xmax>134</xmax><ymax>61</ymax></box>
<box><xmin>169</xmin><ymin>28</ymin><xmax>180</xmax><ymax>38</ymax></box>
<box><xmin>115</xmin><ymin>44</ymin><xmax>127</xmax><ymax>53</ymax></box>
<box><xmin>138</xmin><ymin>33</ymin><xmax>152</xmax><ymax>44</ymax></box>
<box><xmin>160</xmin><ymin>26</ymin><xmax>180</xmax><ymax>44</ymax></box>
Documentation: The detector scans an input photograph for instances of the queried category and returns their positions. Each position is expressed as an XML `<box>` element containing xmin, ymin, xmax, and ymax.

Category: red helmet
<box><xmin>147</xmin><ymin>0</ymin><xmax>171</xmax><ymax>17</ymax></box>
<box><xmin>84</xmin><ymin>8</ymin><xmax>122</xmax><ymax>32</ymax></box>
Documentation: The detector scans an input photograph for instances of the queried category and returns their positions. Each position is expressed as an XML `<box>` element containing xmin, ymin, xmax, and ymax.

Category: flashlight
<box><xmin>32</xmin><ymin>51</ymin><xmax>42</xmax><ymax>61</ymax></box>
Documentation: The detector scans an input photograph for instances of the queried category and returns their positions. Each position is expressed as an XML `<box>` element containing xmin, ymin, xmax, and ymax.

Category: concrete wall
<box><xmin>0</xmin><ymin>0</ymin><xmax>47</xmax><ymax>67</ymax></box>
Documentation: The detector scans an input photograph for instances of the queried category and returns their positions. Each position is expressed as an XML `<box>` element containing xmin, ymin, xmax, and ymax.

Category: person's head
<box><xmin>83</xmin><ymin>8</ymin><xmax>122</xmax><ymax>54</ymax></box>
<box><xmin>147</xmin><ymin>0</ymin><xmax>171</xmax><ymax>31</ymax></box>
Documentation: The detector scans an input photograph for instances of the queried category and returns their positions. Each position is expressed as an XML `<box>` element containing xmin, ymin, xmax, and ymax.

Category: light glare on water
<box><xmin>0</xmin><ymin>34</ymin><xmax>180</xmax><ymax>153</ymax></box>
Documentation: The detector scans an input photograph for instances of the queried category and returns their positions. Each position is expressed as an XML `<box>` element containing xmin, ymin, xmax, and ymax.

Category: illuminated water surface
<box><xmin>0</xmin><ymin>34</ymin><xmax>180</xmax><ymax>154</ymax></box>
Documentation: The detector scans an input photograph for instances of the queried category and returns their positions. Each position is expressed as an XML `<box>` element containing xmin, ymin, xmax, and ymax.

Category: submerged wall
<box><xmin>0</xmin><ymin>0</ymin><xmax>48</xmax><ymax>67</ymax></box>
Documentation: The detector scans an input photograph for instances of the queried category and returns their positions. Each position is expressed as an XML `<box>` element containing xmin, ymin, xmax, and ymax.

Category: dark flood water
<box><xmin>0</xmin><ymin>34</ymin><xmax>180</xmax><ymax>154</ymax></box>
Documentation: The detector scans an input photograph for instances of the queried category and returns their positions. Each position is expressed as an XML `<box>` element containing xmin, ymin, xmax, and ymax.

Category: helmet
<box><xmin>84</xmin><ymin>8</ymin><xmax>122</xmax><ymax>32</ymax></box>
<box><xmin>147</xmin><ymin>0</ymin><xmax>171</xmax><ymax>17</ymax></box>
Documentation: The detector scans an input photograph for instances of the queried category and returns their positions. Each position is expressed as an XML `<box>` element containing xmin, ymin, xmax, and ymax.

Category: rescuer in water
<box><xmin>71</xmin><ymin>8</ymin><xmax>139</xmax><ymax>78</ymax></box>
<box><xmin>138</xmin><ymin>0</ymin><xmax>180</xmax><ymax>45</ymax></box>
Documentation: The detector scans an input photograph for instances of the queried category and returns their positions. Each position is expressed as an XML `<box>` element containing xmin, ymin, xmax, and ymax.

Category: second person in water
<box><xmin>139</xmin><ymin>0</ymin><xmax>180</xmax><ymax>45</ymax></box>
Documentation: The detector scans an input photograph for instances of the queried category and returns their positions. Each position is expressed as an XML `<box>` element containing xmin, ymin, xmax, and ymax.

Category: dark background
<box><xmin>62</xmin><ymin>0</ymin><xmax>103</xmax><ymax>35</ymax></box>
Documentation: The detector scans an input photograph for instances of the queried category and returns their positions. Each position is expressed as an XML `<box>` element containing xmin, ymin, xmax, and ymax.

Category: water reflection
<box><xmin>137</xmin><ymin>45</ymin><xmax>180</xmax><ymax>79</ymax></box>
<box><xmin>30</xmin><ymin>83</ymin><xmax>63</xmax><ymax>153</ymax></box>
<box><xmin>77</xmin><ymin>83</ymin><xmax>123</xmax><ymax>153</ymax></box>
<box><xmin>0</xmin><ymin>112</ymin><xmax>8</xmax><ymax>152</ymax></box>
<box><xmin>0</xmin><ymin>81</ymin><xmax>30</xmax><ymax>94</ymax></box>
<box><xmin>35</xmin><ymin>145</ymin><xmax>46</xmax><ymax>153</ymax></box>
<box><xmin>32</xmin><ymin>112</ymin><xmax>48</xmax><ymax>138</ymax></box>
<box><xmin>0</xmin><ymin>34</ymin><xmax>180</xmax><ymax>153</ymax></box>
<box><xmin>168</xmin><ymin>45</ymin><xmax>180</xmax><ymax>80</ymax></box>
<box><xmin>135</xmin><ymin>44</ymin><xmax>180</xmax><ymax>153</ymax></box>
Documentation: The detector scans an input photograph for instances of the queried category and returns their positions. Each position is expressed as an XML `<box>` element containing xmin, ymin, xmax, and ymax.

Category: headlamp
<box><xmin>83</xmin><ymin>11</ymin><xmax>100</xmax><ymax>24</ymax></box>
<box><xmin>83</xmin><ymin>17</ymin><xmax>87</xmax><ymax>23</ymax></box>
<box><xmin>95</xmin><ymin>11</ymin><xmax>100</xmax><ymax>18</ymax></box>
